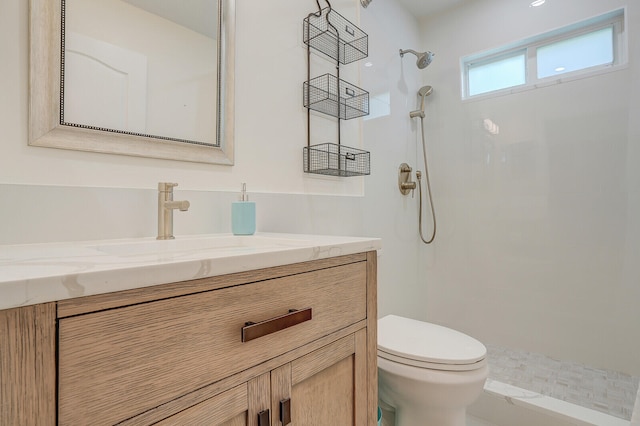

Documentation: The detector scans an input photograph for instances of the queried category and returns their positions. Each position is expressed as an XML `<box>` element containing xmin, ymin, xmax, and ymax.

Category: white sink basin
<box><xmin>89</xmin><ymin>234</ymin><xmax>313</xmax><ymax>257</ymax></box>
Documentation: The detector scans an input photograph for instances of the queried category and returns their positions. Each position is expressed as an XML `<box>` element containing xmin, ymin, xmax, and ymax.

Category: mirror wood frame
<box><xmin>28</xmin><ymin>0</ymin><xmax>235</xmax><ymax>165</ymax></box>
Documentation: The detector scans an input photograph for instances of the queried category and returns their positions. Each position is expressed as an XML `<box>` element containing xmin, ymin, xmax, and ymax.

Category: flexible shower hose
<box><xmin>417</xmin><ymin>116</ymin><xmax>437</xmax><ymax>244</ymax></box>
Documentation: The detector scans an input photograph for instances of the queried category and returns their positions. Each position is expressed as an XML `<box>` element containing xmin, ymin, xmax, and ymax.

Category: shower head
<box><xmin>418</xmin><ymin>85</ymin><xmax>433</xmax><ymax>98</ymax></box>
<box><xmin>410</xmin><ymin>85</ymin><xmax>434</xmax><ymax>119</ymax></box>
<box><xmin>399</xmin><ymin>49</ymin><xmax>435</xmax><ymax>69</ymax></box>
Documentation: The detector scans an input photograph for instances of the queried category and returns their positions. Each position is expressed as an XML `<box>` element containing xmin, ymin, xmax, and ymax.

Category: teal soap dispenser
<box><xmin>232</xmin><ymin>183</ymin><xmax>256</xmax><ymax>235</ymax></box>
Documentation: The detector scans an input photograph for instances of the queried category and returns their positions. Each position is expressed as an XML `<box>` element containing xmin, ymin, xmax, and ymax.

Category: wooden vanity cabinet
<box><xmin>273</xmin><ymin>330</ymin><xmax>369</xmax><ymax>425</ymax></box>
<box><xmin>0</xmin><ymin>303</ymin><xmax>56</xmax><ymax>426</ymax></box>
<box><xmin>1</xmin><ymin>251</ymin><xmax>377</xmax><ymax>425</ymax></box>
<box><xmin>160</xmin><ymin>332</ymin><xmax>367</xmax><ymax>426</ymax></box>
<box><xmin>156</xmin><ymin>376</ymin><xmax>270</xmax><ymax>425</ymax></box>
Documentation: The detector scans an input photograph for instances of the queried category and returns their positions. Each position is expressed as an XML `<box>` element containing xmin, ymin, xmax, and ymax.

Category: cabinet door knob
<box><xmin>280</xmin><ymin>398</ymin><xmax>292</xmax><ymax>425</ymax></box>
<box><xmin>258</xmin><ymin>409</ymin><xmax>270</xmax><ymax>426</ymax></box>
<box><xmin>241</xmin><ymin>307</ymin><xmax>312</xmax><ymax>342</ymax></box>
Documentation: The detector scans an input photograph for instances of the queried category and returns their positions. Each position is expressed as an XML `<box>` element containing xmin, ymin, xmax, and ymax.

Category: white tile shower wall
<box><xmin>416</xmin><ymin>0</ymin><xmax>640</xmax><ymax>376</ymax></box>
<box><xmin>0</xmin><ymin>0</ymin><xmax>424</xmax><ymax>318</ymax></box>
<box><xmin>359</xmin><ymin>0</ymin><xmax>426</xmax><ymax>319</ymax></box>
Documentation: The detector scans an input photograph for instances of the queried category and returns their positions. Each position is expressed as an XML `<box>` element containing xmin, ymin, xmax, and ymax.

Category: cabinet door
<box><xmin>271</xmin><ymin>330</ymin><xmax>369</xmax><ymax>426</ymax></box>
<box><xmin>0</xmin><ymin>304</ymin><xmax>56</xmax><ymax>426</ymax></box>
<box><xmin>157</xmin><ymin>373</ymin><xmax>271</xmax><ymax>426</ymax></box>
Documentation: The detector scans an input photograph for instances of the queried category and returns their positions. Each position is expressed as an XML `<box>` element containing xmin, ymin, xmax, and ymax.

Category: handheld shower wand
<box><xmin>399</xmin><ymin>49</ymin><xmax>435</xmax><ymax>69</ymax></box>
<box><xmin>409</xmin><ymin>85</ymin><xmax>433</xmax><ymax>118</ymax></box>
<box><xmin>412</xmin><ymin>86</ymin><xmax>437</xmax><ymax>244</ymax></box>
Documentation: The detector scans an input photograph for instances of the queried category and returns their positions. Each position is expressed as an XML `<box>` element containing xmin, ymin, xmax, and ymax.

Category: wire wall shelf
<box><xmin>302</xmin><ymin>5</ymin><xmax>370</xmax><ymax>178</ymax></box>
<box><xmin>304</xmin><ymin>74</ymin><xmax>369</xmax><ymax>120</ymax></box>
<box><xmin>303</xmin><ymin>7</ymin><xmax>368</xmax><ymax>64</ymax></box>
<box><xmin>304</xmin><ymin>143</ymin><xmax>370</xmax><ymax>177</ymax></box>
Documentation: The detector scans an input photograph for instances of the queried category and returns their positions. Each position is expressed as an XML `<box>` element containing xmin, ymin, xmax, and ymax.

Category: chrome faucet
<box><xmin>157</xmin><ymin>182</ymin><xmax>190</xmax><ymax>240</ymax></box>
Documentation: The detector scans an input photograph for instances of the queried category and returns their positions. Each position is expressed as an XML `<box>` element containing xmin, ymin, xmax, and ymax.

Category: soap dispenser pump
<box><xmin>231</xmin><ymin>183</ymin><xmax>256</xmax><ymax>235</ymax></box>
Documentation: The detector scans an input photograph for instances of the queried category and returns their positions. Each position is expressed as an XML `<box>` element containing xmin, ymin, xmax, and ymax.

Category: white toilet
<box><xmin>378</xmin><ymin>315</ymin><xmax>488</xmax><ymax>426</ymax></box>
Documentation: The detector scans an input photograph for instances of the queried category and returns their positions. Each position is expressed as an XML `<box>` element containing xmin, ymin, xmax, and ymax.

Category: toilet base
<box><xmin>388</xmin><ymin>401</ymin><xmax>466</xmax><ymax>426</ymax></box>
<box><xmin>378</xmin><ymin>356</ymin><xmax>488</xmax><ymax>426</ymax></box>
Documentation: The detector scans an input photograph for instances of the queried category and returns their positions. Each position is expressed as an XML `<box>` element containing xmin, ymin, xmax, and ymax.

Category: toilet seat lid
<box><xmin>378</xmin><ymin>315</ymin><xmax>486</xmax><ymax>368</ymax></box>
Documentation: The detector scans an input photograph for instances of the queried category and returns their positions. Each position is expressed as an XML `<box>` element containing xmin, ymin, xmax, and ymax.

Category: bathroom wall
<box><xmin>0</xmin><ymin>0</ymin><xmax>363</xmax><ymax>195</ymax></box>
<box><xmin>416</xmin><ymin>0</ymin><xmax>640</xmax><ymax>375</ymax></box>
<box><xmin>0</xmin><ymin>1</ymin><xmax>424</xmax><ymax>319</ymax></box>
<box><xmin>359</xmin><ymin>0</ymin><xmax>426</xmax><ymax>319</ymax></box>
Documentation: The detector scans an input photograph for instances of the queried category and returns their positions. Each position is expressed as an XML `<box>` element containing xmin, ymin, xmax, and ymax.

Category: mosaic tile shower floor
<box><xmin>486</xmin><ymin>344</ymin><xmax>639</xmax><ymax>421</ymax></box>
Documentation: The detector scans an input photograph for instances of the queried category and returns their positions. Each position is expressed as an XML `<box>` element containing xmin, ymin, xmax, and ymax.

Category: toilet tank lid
<box><xmin>378</xmin><ymin>315</ymin><xmax>486</xmax><ymax>365</ymax></box>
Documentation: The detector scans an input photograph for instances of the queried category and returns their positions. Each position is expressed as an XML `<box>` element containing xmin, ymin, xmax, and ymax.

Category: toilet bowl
<box><xmin>378</xmin><ymin>315</ymin><xmax>488</xmax><ymax>426</ymax></box>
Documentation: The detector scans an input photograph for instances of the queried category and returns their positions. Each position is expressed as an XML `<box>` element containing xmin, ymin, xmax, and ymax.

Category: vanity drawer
<box><xmin>58</xmin><ymin>261</ymin><xmax>367</xmax><ymax>425</ymax></box>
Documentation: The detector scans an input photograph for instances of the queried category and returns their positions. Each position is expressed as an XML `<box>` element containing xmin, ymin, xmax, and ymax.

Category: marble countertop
<box><xmin>0</xmin><ymin>233</ymin><xmax>381</xmax><ymax>311</ymax></box>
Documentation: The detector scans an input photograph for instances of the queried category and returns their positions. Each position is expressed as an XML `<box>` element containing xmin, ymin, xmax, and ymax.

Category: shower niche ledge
<box><xmin>302</xmin><ymin>5</ymin><xmax>370</xmax><ymax>177</ymax></box>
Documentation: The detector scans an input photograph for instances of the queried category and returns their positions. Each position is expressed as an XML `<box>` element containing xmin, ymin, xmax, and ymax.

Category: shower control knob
<box><xmin>400</xmin><ymin>182</ymin><xmax>416</xmax><ymax>197</ymax></box>
<box><xmin>398</xmin><ymin>163</ymin><xmax>417</xmax><ymax>196</ymax></box>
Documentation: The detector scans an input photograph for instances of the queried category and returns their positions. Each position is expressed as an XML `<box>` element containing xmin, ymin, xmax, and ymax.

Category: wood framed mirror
<box><xmin>29</xmin><ymin>0</ymin><xmax>235</xmax><ymax>164</ymax></box>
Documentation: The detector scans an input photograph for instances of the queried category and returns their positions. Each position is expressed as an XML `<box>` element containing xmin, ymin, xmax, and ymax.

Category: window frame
<box><xmin>465</xmin><ymin>48</ymin><xmax>528</xmax><ymax>97</ymax></box>
<box><xmin>461</xmin><ymin>8</ymin><xmax>626</xmax><ymax>100</ymax></box>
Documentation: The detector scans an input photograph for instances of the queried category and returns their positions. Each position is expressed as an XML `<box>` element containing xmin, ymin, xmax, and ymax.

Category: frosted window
<box><xmin>537</xmin><ymin>27</ymin><xmax>614</xmax><ymax>79</ymax></box>
<box><xmin>468</xmin><ymin>53</ymin><xmax>526</xmax><ymax>97</ymax></box>
<box><xmin>461</xmin><ymin>9</ymin><xmax>624</xmax><ymax>99</ymax></box>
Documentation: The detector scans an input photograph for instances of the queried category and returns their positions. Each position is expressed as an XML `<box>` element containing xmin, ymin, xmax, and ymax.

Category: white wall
<box><xmin>0</xmin><ymin>0</ymin><xmax>362</xmax><ymax>196</ymax></box>
<box><xmin>0</xmin><ymin>1</ymin><xmax>424</xmax><ymax>321</ymax></box>
<box><xmin>359</xmin><ymin>0</ymin><xmax>425</xmax><ymax>319</ymax></box>
<box><xmin>417</xmin><ymin>0</ymin><xmax>640</xmax><ymax>375</ymax></box>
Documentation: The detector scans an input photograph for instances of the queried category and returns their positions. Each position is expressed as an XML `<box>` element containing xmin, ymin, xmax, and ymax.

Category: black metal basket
<box><xmin>303</xmin><ymin>7</ymin><xmax>368</xmax><ymax>64</ymax></box>
<box><xmin>303</xmin><ymin>143</ymin><xmax>370</xmax><ymax>177</ymax></box>
<box><xmin>304</xmin><ymin>74</ymin><xmax>369</xmax><ymax>120</ymax></box>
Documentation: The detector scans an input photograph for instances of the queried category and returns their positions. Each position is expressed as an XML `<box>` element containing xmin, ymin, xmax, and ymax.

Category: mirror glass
<box><xmin>28</xmin><ymin>0</ymin><xmax>235</xmax><ymax>164</ymax></box>
<box><xmin>63</xmin><ymin>0</ymin><xmax>218</xmax><ymax>146</ymax></box>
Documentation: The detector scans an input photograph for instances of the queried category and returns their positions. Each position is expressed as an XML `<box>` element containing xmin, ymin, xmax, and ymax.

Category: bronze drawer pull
<box><xmin>257</xmin><ymin>409</ymin><xmax>270</xmax><ymax>426</ymax></box>
<box><xmin>242</xmin><ymin>307</ymin><xmax>312</xmax><ymax>342</ymax></box>
<box><xmin>280</xmin><ymin>398</ymin><xmax>292</xmax><ymax>425</ymax></box>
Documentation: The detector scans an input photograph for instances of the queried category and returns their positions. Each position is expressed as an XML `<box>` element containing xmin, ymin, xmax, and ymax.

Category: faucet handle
<box><xmin>158</xmin><ymin>182</ymin><xmax>178</xmax><ymax>191</ymax></box>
